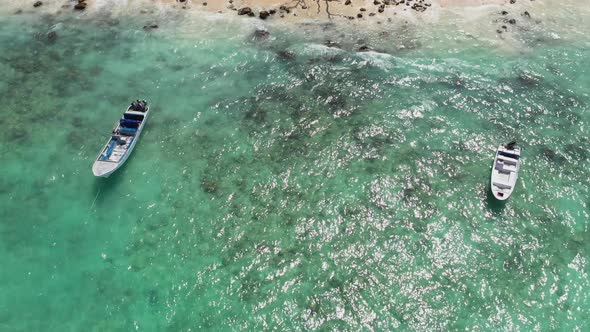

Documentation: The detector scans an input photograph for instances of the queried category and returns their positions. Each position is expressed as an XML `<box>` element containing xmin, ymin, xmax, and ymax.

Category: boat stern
<box><xmin>492</xmin><ymin>188</ymin><xmax>510</xmax><ymax>201</ymax></box>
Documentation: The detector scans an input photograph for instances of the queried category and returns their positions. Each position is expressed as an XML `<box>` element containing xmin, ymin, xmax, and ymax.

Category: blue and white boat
<box><xmin>92</xmin><ymin>100</ymin><xmax>150</xmax><ymax>177</ymax></box>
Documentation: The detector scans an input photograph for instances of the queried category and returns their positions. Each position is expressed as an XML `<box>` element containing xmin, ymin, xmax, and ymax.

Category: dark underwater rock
<box><xmin>252</xmin><ymin>29</ymin><xmax>270</xmax><ymax>40</ymax></box>
<box><xmin>201</xmin><ymin>179</ymin><xmax>218</xmax><ymax>193</ymax></box>
<box><xmin>245</xmin><ymin>105</ymin><xmax>267</xmax><ymax>122</ymax></box>
<box><xmin>147</xmin><ymin>289</ymin><xmax>159</xmax><ymax>305</ymax></box>
<box><xmin>542</xmin><ymin>147</ymin><xmax>567</xmax><ymax>163</ymax></box>
<box><xmin>517</xmin><ymin>72</ymin><xmax>542</xmax><ymax>87</ymax></box>
<box><xmin>565</xmin><ymin>144</ymin><xmax>588</xmax><ymax>160</ymax></box>
<box><xmin>276</xmin><ymin>50</ymin><xmax>295</xmax><ymax>61</ymax></box>
<box><xmin>47</xmin><ymin>31</ymin><xmax>58</xmax><ymax>43</ymax></box>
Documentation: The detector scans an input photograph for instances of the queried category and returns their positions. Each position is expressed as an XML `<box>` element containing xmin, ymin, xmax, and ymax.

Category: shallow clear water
<box><xmin>1</xmin><ymin>4</ymin><xmax>589</xmax><ymax>331</ymax></box>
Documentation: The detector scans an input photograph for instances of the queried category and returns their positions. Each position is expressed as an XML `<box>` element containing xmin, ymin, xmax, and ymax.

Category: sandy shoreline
<box><xmin>6</xmin><ymin>0</ymin><xmax>589</xmax><ymax>46</ymax></box>
<box><xmin>6</xmin><ymin>0</ymin><xmax>523</xmax><ymax>21</ymax></box>
<box><xmin>166</xmin><ymin>0</ymin><xmax>512</xmax><ymax>21</ymax></box>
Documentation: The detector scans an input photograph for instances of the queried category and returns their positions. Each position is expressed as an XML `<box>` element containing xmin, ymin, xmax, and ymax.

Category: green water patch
<box><xmin>1</xmin><ymin>10</ymin><xmax>590</xmax><ymax>331</ymax></box>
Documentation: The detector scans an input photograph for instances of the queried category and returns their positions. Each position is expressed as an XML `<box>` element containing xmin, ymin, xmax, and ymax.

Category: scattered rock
<box><xmin>279</xmin><ymin>5</ymin><xmax>290</xmax><ymax>13</ymax></box>
<box><xmin>508</xmin><ymin>18</ymin><xmax>516</xmax><ymax>24</ymax></box>
<box><xmin>33</xmin><ymin>1</ymin><xmax>42</xmax><ymax>8</ymax></box>
<box><xmin>238</xmin><ymin>7</ymin><xmax>252</xmax><ymax>16</ymax></box>
<box><xmin>259</xmin><ymin>10</ymin><xmax>269</xmax><ymax>20</ymax></box>
<box><xmin>358</xmin><ymin>45</ymin><xmax>371</xmax><ymax>52</ymax></box>
<box><xmin>74</xmin><ymin>1</ymin><xmax>87</xmax><ymax>10</ymax></box>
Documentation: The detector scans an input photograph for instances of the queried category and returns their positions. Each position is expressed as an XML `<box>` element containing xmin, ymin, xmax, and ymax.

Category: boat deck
<box><xmin>99</xmin><ymin>135</ymin><xmax>134</xmax><ymax>163</ymax></box>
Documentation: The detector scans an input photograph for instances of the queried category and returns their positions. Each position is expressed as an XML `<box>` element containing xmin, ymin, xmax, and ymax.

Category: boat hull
<box><xmin>92</xmin><ymin>103</ymin><xmax>149</xmax><ymax>177</ymax></box>
<box><xmin>490</xmin><ymin>144</ymin><xmax>521</xmax><ymax>200</ymax></box>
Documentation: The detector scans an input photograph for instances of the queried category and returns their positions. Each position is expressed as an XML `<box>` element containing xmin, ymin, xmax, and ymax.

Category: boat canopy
<box><xmin>124</xmin><ymin>112</ymin><xmax>145</xmax><ymax>121</ymax></box>
<box><xmin>120</xmin><ymin>118</ymin><xmax>141</xmax><ymax>128</ymax></box>
<box><xmin>499</xmin><ymin>151</ymin><xmax>519</xmax><ymax>160</ymax></box>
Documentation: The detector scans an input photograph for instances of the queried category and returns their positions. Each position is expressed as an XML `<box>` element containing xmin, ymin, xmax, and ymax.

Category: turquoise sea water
<box><xmin>1</xmin><ymin>3</ymin><xmax>589</xmax><ymax>331</ymax></box>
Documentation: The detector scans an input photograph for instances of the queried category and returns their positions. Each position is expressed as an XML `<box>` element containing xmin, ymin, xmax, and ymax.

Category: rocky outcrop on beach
<box><xmin>494</xmin><ymin>1</ymin><xmax>533</xmax><ymax>35</ymax></box>
<box><xmin>190</xmin><ymin>0</ymin><xmax>436</xmax><ymax>21</ymax></box>
<box><xmin>74</xmin><ymin>1</ymin><xmax>88</xmax><ymax>11</ymax></box>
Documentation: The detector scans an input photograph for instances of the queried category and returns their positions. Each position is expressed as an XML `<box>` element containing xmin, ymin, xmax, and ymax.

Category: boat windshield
<box><xmin>499</xmin><ymin>151</ymin><xmax>519</xmax><ymax>160</ymax></box>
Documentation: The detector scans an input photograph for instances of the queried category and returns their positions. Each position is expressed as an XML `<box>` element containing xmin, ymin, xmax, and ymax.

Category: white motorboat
<box><xmin>490</xmin><ymin>141</ymin><xmax>521</xmax><ymax>200</ymax></box>
<box><xmin>92</xmin><ymin>100</ymin><xmax>149</xmax><ymax>177</ymax></box>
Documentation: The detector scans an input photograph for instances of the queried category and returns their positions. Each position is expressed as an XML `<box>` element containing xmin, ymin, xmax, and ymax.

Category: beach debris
<box><xmin>33</xmin><ymin>1</ymin><xmax>42</xmax><ymax>8</ymax></box>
